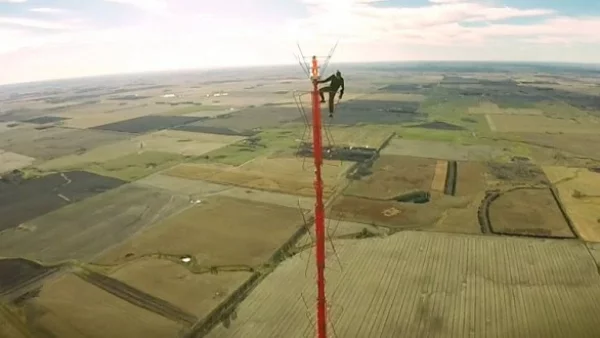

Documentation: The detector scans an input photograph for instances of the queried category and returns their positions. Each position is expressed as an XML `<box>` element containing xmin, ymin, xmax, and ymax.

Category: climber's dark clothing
<box><xmin>318</xmin><ymin>73</ymin><xmax>344</xmax><ymax>114</ymax></box>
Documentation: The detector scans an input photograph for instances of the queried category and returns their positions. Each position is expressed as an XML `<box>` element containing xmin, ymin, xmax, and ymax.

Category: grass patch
<box><xmin>535</xmin><ymin>101</ymin><xmax>587</xmax><ymax>119</ymax></box>
<box><xmin>86</xmin><ymin>151</ymin><xmax>184</xmax><ymax>181</ymax></box>
<box><xmin>420</xmin><ymin>89</ymin><xmax>485</xmax><ymax>130</ymax></box>
<box><xmin>507</xmin><ymin>141</ymin><xmax>532</xmax><ymax>157</ymax></box>
<box><xmin>493</xmin><ymin>97</ymin><xmax>538</xmax><ymax>109</ymax></box>
<box><xmin>491</xmin><ymin>141</ymin><xmax>533</xmax><ymax>162</ymax></box>
<box><xmin>195</xmin><ymin>128</ymin><xmax>302</xmax><ymax>166</ymax></box>
<box><xmin>395</xmin><ymin>127</ymin><xmax>475</xmax><ymax>144</ymax></box>
<box><xmin>197</xmin><ymin>123</ymin><xmax>396</xmax><ymax>167</ymax></box>
<box><xmin>18</xmin><ymin>151</ymin><xmax>185</xmax><ymax>181</ymax></box>
<box><xmin>17</xmin><ymin>167</ymin><xmax>50</xmax><ymax>180</ymax></box>
<box><xmin>459</xmin><ymin>114</ymin><xmax>489</xmax><ymax>131</ymax></box>
<box><xmin>162</xmin><ymin>104</ymin><xmax>225</xmax><ymax>116</ymax></box>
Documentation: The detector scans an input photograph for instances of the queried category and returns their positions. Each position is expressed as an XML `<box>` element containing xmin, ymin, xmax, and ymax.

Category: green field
<box><xmin>194</xmin><ymin>128</ymin><xmax>302</xmax><ymax>166</ymax></box>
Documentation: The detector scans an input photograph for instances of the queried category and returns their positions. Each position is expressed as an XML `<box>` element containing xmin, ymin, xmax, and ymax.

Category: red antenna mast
<box><xmin>309</xmin><ymin>55</ymin><xmax>328</xmax><ymax>338</ymax></box>
<box><xmin>294</xmin><ymin>41</ymin><xmax>338</xmax><ymax>338</ymax></box>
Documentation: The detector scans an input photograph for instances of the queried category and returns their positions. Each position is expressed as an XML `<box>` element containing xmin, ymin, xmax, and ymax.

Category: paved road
<box><xmin>208</xmin><ymin>231</ymin><xmax>600</xmax><ymax>338</ymax></box>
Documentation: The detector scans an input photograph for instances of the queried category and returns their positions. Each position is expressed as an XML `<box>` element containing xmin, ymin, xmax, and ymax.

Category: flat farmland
<box><xmin>108</xmin><ymin>258</ymin><xmax>252</xmax><ymax>320</ymax></box>
<box><xmin>198</xmin><ymin>92</ymin><xmax>293</xmax><ymax>108</ymax></box>
<box><xmin>135</xmin><ymin>173</ymin><xmax>230</xmax><ymax>196</ymax></box>
<box><xmin>0</xmin><ymin>304</ymin><xmax>30</xmax><ymax>338</ymax></box>
<box><xmin>0</xmin><ymin>126</ymin><xmax>129</xmax><ymax>160</ymax></box>
<box><xmin>357</xmin><ymin>92</ymin><xmax>427</xmax><ymax>102</ymax></box>
<box><xmin>0</xmin><ymin>122</ymin><xmax>25</xmax><ymax>134</ymax></box>
<box><xmin>543</xmin><ymin>166</ymin><xmax>600</xmax><ymax>242</ymax></box>
<box><xmin>0</xmin><ymin>149</ymin><xmax>34</xmax><ymax>174</ymax></box>
<box><xmin>236</xmin><ymin>81</ymin><xmax>302</xmax><ymax>94</ymax></box>
<box><xmin>189</xmin><ymin>128</ymin><xmax>302</xmax><ymax>166</ymax></box>
<box><xmin>485</xmin><ymin>161</ymin><xmax>549</xmax><ymax>188</ymax></box>
<box><xmin>488</xmin><ymin>188</ymin><xmax>575</xmax><ymax>238</ymax></box>
<box><xmin>332</xmin><ymin>100</ymin><xmax>424</xmax><ymax>125</ymax></box>
<box><xmin>433</xmin><ymin>194</ymin><xmax>483</xmax><ymax>234</ymax></box>
<box><xmin>164</xmin><ymin>157</ymin><xmax>351</xmax><ymax>198</ymax></box>
<box><xmin>58</xmin><ymin>112</ymin><xmax>149</xmax><ymax>129</ymax></box>
<box><xmin>137</xmin><ymin>173</ymin><xmax>315</xmax><ymax>210</ymax></box>
<box><xmin>55</xmin><ymin>102</ymin><xmax>169</xmax><ymax>128</ymax></box>
<box><xmin>468</xmin><ymin>101</ymin><xmax>502</xmax><ymax>115</ymax></box>
<box><xmin>161</xmin><ymin>90</ymin><xmax>237</xmax><ymax>103</ymax></box>
<box><xmin>51</xmin><ymin>102</ymin><xmax>170</xmax><ymax>118</ymax></box>
<box><xmin>430</xmin><ymin>162</ymin><xmax>487</xmax><ymax>234</ymax></box>
<box><xmin>139</xmin><ymin>130</ymin><xmax>243</xmax><ymax>156</ymax></box>
<box><xmin>430</xmin><ymin>160</ymin><xmax>448</xmax><ymax>193</ymax></box>
<box><xmin>91</xmin><ymin>115</ymin><xmax>202</xmax><ymax>134</ymax></box>
<box><xmin>0</xmin><ymin>171</ymin><xmax>125</xmax><ymax>233</ymax></box>
<box><xmin>330</xmin><ymin>194</ymin><xmax>469</xmax><ymax>230</ymax></box>
<box><xmin>519</xmin><ymin>81</ymin><xmax>600</xmax><ymax>95</ymax></box>
<box><xmin>344</xmin><ymin>155</ymin><xmax>437</xmax><ymax>200</ymax></box>
<box><xmin>25</xmin><ymin>115</ymin><xmax>68</xmax><ymax>124</ymax></box>
<box><xmin>378</xmin><ymin>83</ymin><xmax>430</xmax><ymax>93</ymax></box>
<box><xmin>154</xmin><ymin>104</ymin><xmax>226</xmax><ymax>117</ymax></box>
<box><xmin>23</xmin><ymin>274</ymin><xmax>185</xmax><ymax>338</ymax></box>
<box><xmin>182</xmin><ymin>108</ymin><xmax>237</xmax><ymax>118</ymax></box>
<box><xmin>0</xmin><ymin>258</ymin><xmax>56</xmax><ymax>295</ymax></box>
<box><xmin>1</xmin><ymin>99</ymin><xmax>57</xmax><ymax>112</ymax></box>
<box><xmin>38</xmin><ymin>148</ymin><xmax>185</xmax><ymax>182</ymax></box>
<box><xmin>417</xmin><ymin>95</ymin><xmax>483</xmax><ymax>129</ymax></box>
<box><xmin>78</xmin><ymin>151</ymin><xmax>183</xmax><ymax>181</ymax></box>
<box><xmin>0</xmin><ymin>183</ymin><xmax>188</xmax><ymax>263</ymax></box>
<box><xmin>488</xmin><ymin>114</ymin><xmax>600</xmax><ymax>133</ymax></box>
<box><xmin>456</xmin><ymin>161</ymin><xmax>487</xmax><ymax>196</ymax></box>
<box><xmin>294</xmin><ymin>218</ymin><xmax>386</xmax><ymax>249</ymax></box>
<box><xmin>128</xmin><ymin>129</ymin><xmax>241</xmax><ymax>155</ymax></box>
<box><xmin>401</xmin><ymin>74</ymin><xmax>444</xmax><ymax>83</ymax></box>
<box><xmin>381</xmin><ymin>138</ymin><xmax>505</xmax><ymax>161</ymax></box>
<box><xmin>207</xmin><ymin>231</ymin><xmax>600</xmax><ymax>338</ymax></box>
<box><xmin>306</xmin><ymin>125</ymin><xmax>393</xmax><ymax>148</ymax></box>
<box><xmin>37</xmin><ymin>129</ymin><xmax>242</xmax><ymax>174</ymax></box>
<box><xmin>97</xmin><ymin>196</ymin><xmax>306</xmax><ymax>267</ymax></box>
<box><xmin>468</xmin><ymin>101</ymin><xmax>544</xmax><ymax>116</ymax></box>
<box><xmin>177</xmin><ymin>105</ymin><xmax>300</xmax><ymax>134</ymax></box>
<box><xmin>507</xmin><ymin>133</ymin><xmax>600</xmax><ymax>163</ymax></box>
<box><xmin>0</xmin><ymin>109</ymin><xmax>46</xmax><ymax>122</ymax></box>
<box><xmin>534</xmin><ymin>101</ymin><xmax>587</xmax><ymax>119</ymax></box>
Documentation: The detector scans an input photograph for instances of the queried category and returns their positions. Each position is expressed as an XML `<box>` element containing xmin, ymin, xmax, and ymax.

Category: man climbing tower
<box><xmin>316</xmin><ymin>70</ymin><xmax>344</xmax><ymax>117</ymax></box>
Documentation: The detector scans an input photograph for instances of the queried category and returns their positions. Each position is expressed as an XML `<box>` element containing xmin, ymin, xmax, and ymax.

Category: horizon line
<box><xmin>2</xmin><ymin>59</ymin><xmax>600</xmax><ymax>87</ymax></box>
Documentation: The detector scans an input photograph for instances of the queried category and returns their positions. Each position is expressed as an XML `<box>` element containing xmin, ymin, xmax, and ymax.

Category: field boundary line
<box><xmin>443</xmin><ymin>161</ymin><xmax>457</xmax><ymax>196</ymax></box>
<box><xmin>0</xmin><ymin>303</ymin><xmax>32</xmax><ymax>338</ymax></box>
<box><xmin>0</xmin><ymin>266</ymin><xmax>61</xmax><ymax>301</ymax></box>
<box><xmin>549</xmin><ymin>184</ymin><xmax>580</xmax><ymax>239</ymax></box>
<box><xmin>184</xmin><ymin>215</ymin><xmax>314</xmax><ymax>338</ymax></box>
<box><xmin>478</xmin><ymin>186</ymin><xmax>578</xmax><ymax>239</ymax></box>
<box><xmin>74</xmin><ymin>269</ymin><xmax>198</xmax><ymax>326</ymax></box>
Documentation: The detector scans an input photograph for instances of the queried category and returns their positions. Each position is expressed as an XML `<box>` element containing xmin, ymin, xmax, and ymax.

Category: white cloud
<box><xmin>0</xmin><ymin>6</ymin><xmax>294</xmax><ymax>84</ymax></box>
<box><xmin>290</xmin><ymin>0</ymin><xmax>597</xmax><ymax>47</ymax></box>
<box><xmin>29</xmin><ymin>8</ymin><xmax>68</xmax><ymax>14</ymax></box>
<box><xmin>103</xmin><ymin>0</ymin><xmax>168</xmax><ymax>13</ymax></box>
<box><xmin>0</xmin><ymin>17</ymin><xmax>78</xmax><ymax>30</ymax></box>
<box><xmin>0</xmin><ymin>0</ymin><xmax>27</xmax><ymax>3</ymax></box>
<box><xmin>0</xmin><ymin>0</ymin><xmax>599</xmax><ymax>84</ymax></box>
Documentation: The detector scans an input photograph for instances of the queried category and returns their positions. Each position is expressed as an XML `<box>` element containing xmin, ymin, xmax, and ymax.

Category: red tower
<box><xmin>309</xmin><ymin>55</ymin><xmax>328</xmax><ymax>338</ymax></box>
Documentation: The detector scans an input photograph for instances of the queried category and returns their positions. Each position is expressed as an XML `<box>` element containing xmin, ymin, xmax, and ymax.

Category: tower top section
<box><xmin>294</xmin><ymin>41</ymin><xmax>338</xmax><ymax>83</ymax></box>
<box><xmin>311</xmin><ymin>56</ymin><xmax>319</xmax><ymax>81</ymax></box>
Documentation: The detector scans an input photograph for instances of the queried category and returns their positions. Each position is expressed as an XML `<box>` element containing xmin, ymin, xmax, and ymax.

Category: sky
<box><xmin>0</xmin><ymin>0</ymin><xmax>599</xmax><ymax>84</ymax></box>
